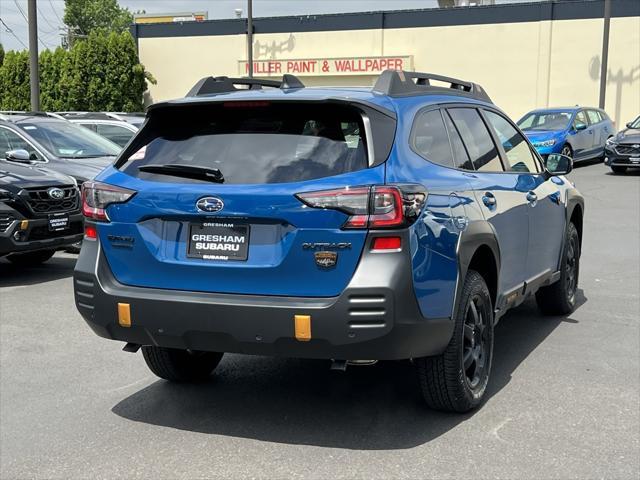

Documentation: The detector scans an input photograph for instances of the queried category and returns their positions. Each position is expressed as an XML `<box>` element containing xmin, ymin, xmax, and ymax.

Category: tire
<box><xmin>142</xmin><ymin>346</ymin><xmax>223</xmax><ymax>382</ymax></box>
<box><xmin>536</xmin><ymin>222</ymin><xmax>580</xmax><ymax>315</ymax></box>
<box><xmin>561</xmin><ymin>144</ymin><xmax>573</xmax><ymax>159</ymax></box>
<box><xmin>7</xmin><ymin>249</ymin><xmax>55</xmax><ymax>266</ymax></box>
<box><xmin>611</xmin><ymin>166</ymin><xmax>627</xmax><ymax>174</ymax></box>
<box><xmin>415</xmin><ymin>270</ymin><xmax>494</xmax><ymax>413</ymax></box>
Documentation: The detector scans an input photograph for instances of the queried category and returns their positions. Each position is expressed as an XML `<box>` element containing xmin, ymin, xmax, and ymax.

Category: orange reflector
<box><xmin>294</xmin><ymin>315</ymin><xmax>311</xmax><ymax>342</ymax></box>
<box><xmin>118</xmin><ymin>303</ymin><xmax>131</xmax><ymax>327</ymax></box>
<box><xmin>20</xmin><ymin>220</ymin><xmax>29</xmax><ymax>230</ymax></box>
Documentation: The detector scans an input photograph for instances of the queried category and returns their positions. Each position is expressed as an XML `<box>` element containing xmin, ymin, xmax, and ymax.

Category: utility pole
<box><xmin>28</xmin><ymin>0</ymin><xmax>40</xmax><ymax>111</ymax></box>
<box><xmin>247</xmin><ymin>0</ymin><xmax>253</xmax><ymax>78</ymax></box>
<box><xmin>598</xmin><ymin>0</ymin><xmax>611</xmax><ymax>109</ymax></box>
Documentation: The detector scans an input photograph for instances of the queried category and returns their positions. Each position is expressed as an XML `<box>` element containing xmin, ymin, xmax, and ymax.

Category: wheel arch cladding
<box><xmin>566</xmin><ymin>189</ymin><xmax>585</xmax><ymax>252</ymax></box>
<box><xmin>569</xmin><ymin>203</ymin><xmax>583</xmax><ymax>250</ymax></box>
<box><xmin>456</xmin><ymin>221</ymin><xmax>501</xmax><ymax>317</ymax></box>
<box><xmin>467</xmin><ymin>245</ymin><xmax>498</xmax><ymax>310</ymax></box>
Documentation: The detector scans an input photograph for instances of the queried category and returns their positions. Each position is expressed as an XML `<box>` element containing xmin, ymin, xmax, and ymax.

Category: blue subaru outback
<box><xmin>74</xmin><ymin>71</ymin><xmax>584</xmax><ymax>412</ymax></box>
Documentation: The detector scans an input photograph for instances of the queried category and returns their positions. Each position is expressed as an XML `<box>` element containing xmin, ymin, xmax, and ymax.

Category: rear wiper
<box><xmin>138</xmin><ymin>164</ymin><xmax>225</xmax><ymax>183</ymax></box>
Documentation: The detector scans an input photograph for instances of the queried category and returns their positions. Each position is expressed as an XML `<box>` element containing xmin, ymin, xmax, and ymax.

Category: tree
<box><xmin>63</xmin><ymin>0</ymin><xmax>133</xmax><ymax>36</ymax></box>
<box><xmin>0</xmin><ymin>50</ymin><xmax>30</xmax><ymax>110</ymax></box>
<box><xmin>0</xmin><ymin>43</ymin><xmax>5</xmax><ymax>66</ymax></box>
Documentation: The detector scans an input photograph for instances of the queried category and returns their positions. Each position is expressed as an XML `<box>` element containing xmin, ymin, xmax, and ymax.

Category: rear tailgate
<box><xmin>94</xmin><ymin>100</ymin><xmax>394</xmax><ymax>297</ymax></box>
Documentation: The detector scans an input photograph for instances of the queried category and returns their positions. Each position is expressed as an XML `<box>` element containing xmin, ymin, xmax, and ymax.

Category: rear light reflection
<box><xmin>371</xmin><ymin>236</ymin><xmax>402</xmax><ymax>251</ymax></box>
<box><xmin>84</xmin><ymin>225</ymin><xmax>97</xmax><ymax>240</ymax></box>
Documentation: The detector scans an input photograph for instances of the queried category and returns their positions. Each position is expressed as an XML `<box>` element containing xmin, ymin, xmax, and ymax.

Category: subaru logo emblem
<box><xmin>196</xmin><ymin>196</ymin><xmax>224</xmax><ymax>213</ymax></box>
<box><xmin>47</xmin><ymin>187</ymin><xmax>65</xmax><ymax>200</ymax></box>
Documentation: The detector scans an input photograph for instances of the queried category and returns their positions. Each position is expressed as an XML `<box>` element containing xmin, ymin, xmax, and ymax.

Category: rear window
<box><xmin>119</xmin><ymin>103</ymin><xmax>368</xmax><ymax>184</ymax></box>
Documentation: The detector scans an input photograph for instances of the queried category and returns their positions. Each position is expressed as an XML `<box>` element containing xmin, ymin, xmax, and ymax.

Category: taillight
<box><xmin>296</xmin><ymin>184</ymin><xmax>426</xmax><ymax>229</ymax></box>
<box><xmin>82</xmin><ymin>181</ymin><xmax>136</xmax><ymax>222</ymax></box>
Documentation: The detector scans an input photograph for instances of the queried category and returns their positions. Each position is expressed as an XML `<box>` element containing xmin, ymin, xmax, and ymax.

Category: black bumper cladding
<box><xmin>73</xmin><ymin>235</ymin><xmax>454</xmax><ymax>360</ymax></box>
<box><xmin>0</xmin><ymin>212</ymin><xmax>84</xmax><ymax>256</ymax></box>
<box><xmin>605</xmin><ymin>146</ymin><xmax>640</xmax><ymax>167</ymax></box>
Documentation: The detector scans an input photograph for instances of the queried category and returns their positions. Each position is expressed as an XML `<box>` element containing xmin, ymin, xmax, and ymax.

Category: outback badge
<box><xmin>314</xmin><ymin>251</ymin><xmax>337</xmax><ymax>269</ymax></box>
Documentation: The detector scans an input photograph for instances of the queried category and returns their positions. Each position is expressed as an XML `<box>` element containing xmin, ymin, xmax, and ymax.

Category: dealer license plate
<box><xmin>187</xmin><ymin>222</ymin><xmax>250</xmax><ymax>261</ymax></box>
<box><xmin>630</xmin><ymin>157</ymin><xmax>640</xmax><ymax>164</ymax></box>
<box><xmin>48</xmin><ymin>213</ymin><xmax>69</xmax><ymax>231</ymax></box>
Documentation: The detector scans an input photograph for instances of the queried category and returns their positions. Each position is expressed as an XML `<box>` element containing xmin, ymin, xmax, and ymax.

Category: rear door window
<box><xmin>443</xmin><ymin>111</ymin><xmax>474</xmax><ymax>170</ymax></box>
<box><xmin>448</xmin><ymin>108</ymin><xmax>503</xmax><ymax>172</ymax></box>
<box><xmin>411</xmin><ymin>109</ymin><xmax>454</xmax><ymax>168</ymax></box>
<box><xmin>120</xmin><ymin>103</ymin><xmax>369</xmax><ymax>184</ymax></box>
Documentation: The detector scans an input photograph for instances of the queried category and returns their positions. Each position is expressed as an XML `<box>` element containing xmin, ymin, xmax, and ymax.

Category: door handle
<box><xmin>526</xmin><ymin>191</ymin><xmax>538</xmax><ymax>204</ymax></box>
<box><xmin>482</xmin><ymin>192</ymin><xmax>496</xmax><ymax>208</ymax></box>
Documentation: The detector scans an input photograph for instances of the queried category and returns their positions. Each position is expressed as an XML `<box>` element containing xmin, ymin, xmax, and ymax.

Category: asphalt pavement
<box><xmin>1</xmin><ymin>162</ymin><xmax>638</xmax><ymax>479</ymax></box>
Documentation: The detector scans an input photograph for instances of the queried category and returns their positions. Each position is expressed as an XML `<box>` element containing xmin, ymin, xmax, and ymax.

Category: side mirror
<box><xmin>574</xmin><ymin>123</ymin><xmax>587</xmax><ymax>131</ymax></box>
<box><xmin>545</xmin><ymin>153</ymin><xmax>573</xmax><ymax>176</ymax></box>
<box><xmin>5</xmin><ymin>149</ymin><xmax>32</xmax><ymax>163</ymax></box>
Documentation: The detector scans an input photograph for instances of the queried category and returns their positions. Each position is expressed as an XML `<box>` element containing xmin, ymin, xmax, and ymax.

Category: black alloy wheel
<box><xmin>463</xmin><ymin>294</ymin><xmax>490</xmax><ymax>390</ymax></box>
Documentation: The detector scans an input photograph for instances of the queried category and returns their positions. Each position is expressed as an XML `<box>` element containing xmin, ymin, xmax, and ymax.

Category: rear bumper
<box><xmin>73</xmin><ymin>235</ymin><xmax>454</xmax><ymax>360</ymax></box>
<box><xmin>0</xmin><ymin>211</ymin><xmax>84</xmax><ymax>256</ymax></box>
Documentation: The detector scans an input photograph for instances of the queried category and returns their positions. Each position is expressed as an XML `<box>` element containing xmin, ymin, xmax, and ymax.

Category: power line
<box><xmin>38</xmin><ymin>4</ymin><xmax>59</xmax><ymax>31</ymax></box>
<box><xmin>0</xmin><ymin>17</ymin><xmax>29</xmax><ymax>49</ymax></box>
<box><xmin>13</xmin><ymin>0</ymin><xmax>28</xmax><ymax>22</ymax></box>
<box><xmin>9</xmin><ymin>1</ymin><xmax>56</xmax><ymax>49</ymax></box>
<box><xmin>48</xmin><ymin>0</ymin><xmax>62</xmax><ymax>23</ymax></box>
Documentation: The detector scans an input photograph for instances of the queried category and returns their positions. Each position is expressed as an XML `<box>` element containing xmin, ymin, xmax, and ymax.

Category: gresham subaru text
<box><xmin>73</xmin><ymin>71</ymin><xmax>584</xmax><ymax>413</ymax></box>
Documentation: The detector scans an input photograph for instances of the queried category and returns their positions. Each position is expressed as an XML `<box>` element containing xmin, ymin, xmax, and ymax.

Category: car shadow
<box><xmin>111</xmin><ymin>290</ymin><xmax>587</xmax><ymax>450</ymax></box>
<box><xmin>0</xmin><ymin>253</ymin><xmax>77</xmax><ymax>287</ymax></box>
<box><xmin>604</xmin><ymin>169</ymin><xmax>640</xmax><ymax>176</ymax></box>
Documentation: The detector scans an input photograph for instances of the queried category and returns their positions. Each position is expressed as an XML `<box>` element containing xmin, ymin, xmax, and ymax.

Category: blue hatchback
<box><xmin>74</xmin><ymin>71</ymin><xmax>584</xmax><ymax>412</ymax></box>
<box><xmin>517</xmin><ymin>106</ymin><xmax>615</xmax><ymax>162</ymax></box>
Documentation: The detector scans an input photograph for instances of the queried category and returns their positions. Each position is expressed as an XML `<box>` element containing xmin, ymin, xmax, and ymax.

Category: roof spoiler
<box><xmin>186</xmin><ymin>75</ymin><xmax>305</xmax><ymax>97</ymax></box>
<box><xmin>373</xmin><ymin>70</ymin><xmax>492</xmax><ymax>103</ymax></box>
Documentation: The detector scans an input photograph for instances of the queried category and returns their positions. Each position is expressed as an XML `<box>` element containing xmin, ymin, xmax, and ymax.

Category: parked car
<box><xmin>56</xmin><ymin>112</ymin><xmax>141</xmax><ymax>148</ymax></box>
<box><xmin>0</xmin><ymin>112</ymin><xmax>120</xmax><ymax>182</ymax></box>
<box><xmin>73</xmin><ymin>71</ymin><xmax>584</xmax><ymax>413</ymax></box>
<box><xmin>1</xmin><ymin>158</ymin><xmax>83</xmax><ymax>264</ymax></box>
<box><xmin>604</xmin><ymin>115</ymin><xmax>640</xmax><ymax>174</ymax></box>
<box><xmin>517</xmin><ymin>106</ymin><xmax>615</xmax><ymax>162</ymax></box>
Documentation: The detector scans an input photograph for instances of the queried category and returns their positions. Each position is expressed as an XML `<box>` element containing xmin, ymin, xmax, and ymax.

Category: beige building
<box><xmin>133</xmin><ymin>0</ymin><xmax>640</xmax><ymax>126</ymax></box>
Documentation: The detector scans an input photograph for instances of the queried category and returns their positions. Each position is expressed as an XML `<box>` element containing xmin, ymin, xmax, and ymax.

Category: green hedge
<box><xmin>0</xmin><ymin>31</ymin><xmax>153</xmax><ymax>112</ymax></box>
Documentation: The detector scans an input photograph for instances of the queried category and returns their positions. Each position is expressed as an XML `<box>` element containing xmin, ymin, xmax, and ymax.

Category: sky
<box><xmin>0</xmin><ymin>0</ymin><xmax>535</xmax><ymax>52</ymax></box>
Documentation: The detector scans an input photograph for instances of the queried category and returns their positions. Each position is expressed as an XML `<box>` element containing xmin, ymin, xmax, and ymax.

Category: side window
<box><xmin>79</xmin><ymin>123</ymin><xmax>98</xmax><ymax>132</ymax></box>
<box><xmin>0</xmin><ymin>128</ymin><xmax>42</xmax><ymax>160</ymax></box>
<box><xmin>448</xmin><ymin>108</ymin><xmax>503</xmax><ymax>172</ymax></box>
<box><xmin>484</xmin><ymin>111</ymin><xmax>541</xmax><ymax>173</ymax></box>
<box><xmin>586</xmin><ymin>110</ymin><xmax>601</xmax><ymax>125</ymax></box>
<box><xmin>574</xmin><ymin>110</ymin><xmax>588</xmax><ymax>128</ymax></box>
<box><xmin>95</xmin><ymin>124</ymin><xmax>135</xmax><ymax>148</ymax></box>
<box><xmin>411</xmin><ymin>109</ymin><xmax>454</xmax><ymax>168</ymax></box>
<box><xmin>443</xmin><ymin>111</ymin><xmax>474</xmax><ymax>170</ymax></box>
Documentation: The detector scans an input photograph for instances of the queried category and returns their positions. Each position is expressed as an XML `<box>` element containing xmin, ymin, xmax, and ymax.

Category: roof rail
<box><xmin>186</xmin><ymin>74</ymin><xmax>305</xmax><ymax>97</ymax></box>
<box><xmin>0</xmin><ymin>111</ymin><xmax>66</xmax><ymax>120</ymax></box>
<box><xmin>373</xmin><ymin>70</ymin><xmax>492</xmax><ymax>103</ymax></box>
